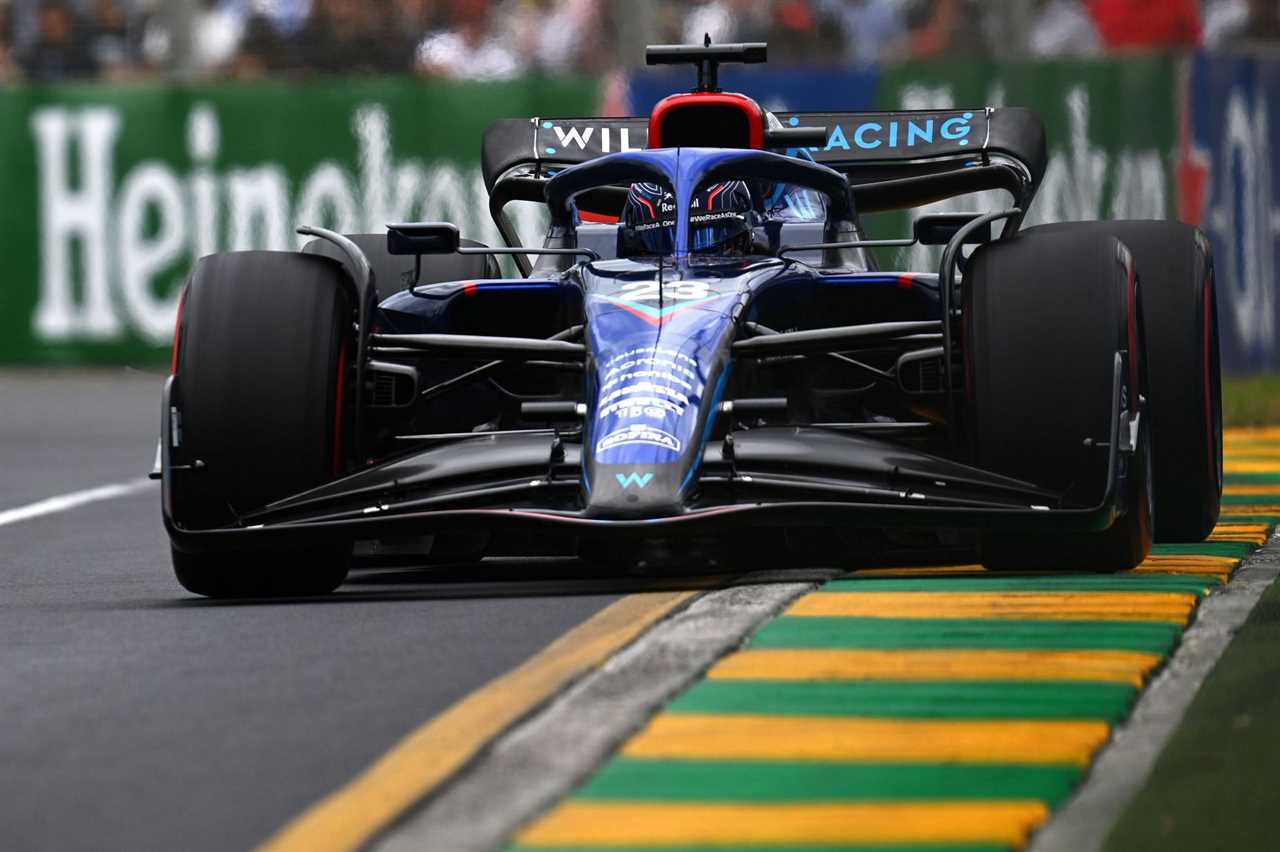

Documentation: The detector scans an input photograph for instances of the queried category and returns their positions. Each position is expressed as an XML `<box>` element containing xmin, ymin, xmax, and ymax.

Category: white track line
<box><xmin>0</xmin><ymin>478</ymin><xmax>156</xmax><ymax>529</ymax></box>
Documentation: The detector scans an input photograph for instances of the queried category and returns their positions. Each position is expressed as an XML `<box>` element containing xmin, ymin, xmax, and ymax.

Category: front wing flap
<box><xmin>161</xmin><ymin>355</ymin><xmax>1136</xmax><ymax>553</ymax></box>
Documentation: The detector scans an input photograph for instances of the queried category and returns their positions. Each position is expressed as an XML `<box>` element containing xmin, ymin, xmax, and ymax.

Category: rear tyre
<box><xmin>966</xmin><ymin>228</ymin><xmax>1151</xmax><ymax>572</ymax></box>
<box><xmin>1025</xmin><ymin>220</ymin><xmax>1221</xmax><ymax>542</ymax></box>
<box><xmin>169</xmin><ymin>251</ymin><xmax>354</xmax><ymax>597</ymax></box>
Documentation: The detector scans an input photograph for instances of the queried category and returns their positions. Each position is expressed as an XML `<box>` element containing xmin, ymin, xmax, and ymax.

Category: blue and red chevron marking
<box><xmin>595</xmin><ymin>294</ymin><xmax>723</xmax><ymax>327</ymax></box>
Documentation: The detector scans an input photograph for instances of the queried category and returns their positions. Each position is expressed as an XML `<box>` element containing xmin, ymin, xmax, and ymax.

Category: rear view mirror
<box><xmin>914</xmin><ymin>213</ymin><xmax>992</xmax><ymax>246</ymax></box>
<box><xmin>387</xmin><ymin>222</ymin><xmax>460</xmax><ymax>256</ymax></box>
<box><xmin>765</xmin><ymin>126</ymin><xmax>828</xmax><ymax>149</ymax></box>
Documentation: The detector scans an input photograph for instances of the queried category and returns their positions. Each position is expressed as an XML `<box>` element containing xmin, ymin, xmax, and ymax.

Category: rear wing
<box><xmin>483</xmin><ymin>108</ymin><xmax>1045</xmax><ymax>207</ymax></box>
<box><xmin>480</xmin><ymin>107</ymin><xmax>1045</xmax><ymax>273</ymax></box>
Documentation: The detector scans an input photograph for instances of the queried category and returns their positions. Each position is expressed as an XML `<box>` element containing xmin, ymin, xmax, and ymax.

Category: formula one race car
<box><xmin>157</xmin><ymin>41</ymin><xmax>1222</xmax><ymax>597</ymax></box>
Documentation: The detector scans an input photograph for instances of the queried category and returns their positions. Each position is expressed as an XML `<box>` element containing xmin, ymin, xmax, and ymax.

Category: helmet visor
<box><xmin>690</xmin><ymin>210</ymin><xmax>753</xmax><ymax>255</ymax></box>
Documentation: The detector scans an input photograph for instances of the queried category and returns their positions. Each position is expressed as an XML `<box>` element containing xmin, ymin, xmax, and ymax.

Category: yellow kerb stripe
<box><xmin>1223</xmin><ymin>449</ymin><xmax>1280</xmax><ymax>459</ymax></box>
<box><xmin>1225</xmin><ymin>461</ymin><xmax>1280</xmax><ymax>474</ymax></box>
<box><xmin>708</xmin><ymin>648</ymin><xmax>1162</xmax><ymax>686</ymax></box>
<box><xmin>1133</xmin><ymin>558</ymin><xmax>1234</xmax><ymax>579</ymax></box>
<box><xmin>853</xmin><ymin>555</ymin><xmax>1247</xmax><ymax>580</ymax></box>
<box><xmin>1209</xmin><ymin>533</ymin><xmax>1271</xmax><ymax>546</ymax></box>
<box><xmin>621</xmin><ymin>714</ymin><xmax>1110</xmax><ymax>766</ymax></box>
<box><xmin>1223</xmin><ymin>505</ymin><xmax>1280</xmax><ymax>516</ymax></box>
<box><xmin>851</xmin><ymin>564</ymin><xmax>985</xmax><ymax>578</ymax></box>
<box><xmin>1140</xmin><ymin>554</ymin><xmax>1240</xmax><ymax>567</ymax></box>
<box><xmin>787</xmin><ymin>591</ymin><xmax>1197</xmax><ymax>623</ymax></box>
<box><xmin>1224</xmin><ymin>426</ymin><xmax>1280</xmax><ymax>440</ymax></box>
<box><xmin>516</xmin><ymin>801</ymin><xmax>1050</xmax><ymax>848</ymax></box>
<box><xmin>257</xmin><ymin>590</ymin><xmax>698</xmax><ymax>852</ymax></box>
<box><xmin>1211</xmin><ymin>522</ymin><xmax>1270</xmax><ymax>534</ymax></box>
<box><xmin>1224</xmin><ymin>485</ymin><xmax>1280</xmax><ymax>495</ymax></box>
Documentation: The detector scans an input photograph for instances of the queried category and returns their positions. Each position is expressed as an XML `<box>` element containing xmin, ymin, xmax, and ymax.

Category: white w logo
<box><xmin>553</xmin><ymin>125</ymin><xmax>595</xmax><ymax>149</ymax></box>
<box><xmin>615</xmin><ymin>472</ymin><xmax>654</xmax><ymax>489</ymax></box>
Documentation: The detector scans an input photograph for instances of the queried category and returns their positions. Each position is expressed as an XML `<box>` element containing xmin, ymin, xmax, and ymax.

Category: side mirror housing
<box><xmin>914</xmin><ymin>213</ymin><xmax>992</xmax><ymax>246</ymax></box>
<box><xmin>764</xmin><ymin>126</ymin><xmax>828</xmax><ymax>149</ymax></box>
<box><xmin>387</xmin><ymin>222</ymin><xmax>460</xmax><ymax>256</ymax></box>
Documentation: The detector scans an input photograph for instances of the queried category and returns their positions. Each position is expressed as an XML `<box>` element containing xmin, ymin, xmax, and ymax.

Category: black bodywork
<box><xmin>160</xmin><ymin>46</ymin><xmax>1144</xmax><ymax>563</ymax></box>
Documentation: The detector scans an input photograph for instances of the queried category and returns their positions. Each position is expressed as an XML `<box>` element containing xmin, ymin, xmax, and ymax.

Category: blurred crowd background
<box><xmin>0</xmin><ymin>0</ymin><xmax>1277</xmax><ymax>84</ymax></box>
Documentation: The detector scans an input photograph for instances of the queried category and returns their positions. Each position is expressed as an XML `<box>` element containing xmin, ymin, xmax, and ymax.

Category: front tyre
<box><xmin>965</xmin><ymin>228</ymin><xmax>1152</xmax><ymax>572</ymax></box>
<box><xmin>168</xmin><ymin>251</ymin><xmax>354</xmax><ymax>597</ymax></box>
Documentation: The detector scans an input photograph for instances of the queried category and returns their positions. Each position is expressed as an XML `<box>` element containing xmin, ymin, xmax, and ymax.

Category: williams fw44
<box><xmin>156</xmin><ymin>41</ymin><xmax>1221</xmax><ymax>597</ymax></box>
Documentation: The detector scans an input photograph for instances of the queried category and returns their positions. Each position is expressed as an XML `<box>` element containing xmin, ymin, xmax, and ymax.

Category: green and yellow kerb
<box><xmin>509</xmin><ymin>428</ymin><xmax>1280</xmax><ymax>852</ymax></box>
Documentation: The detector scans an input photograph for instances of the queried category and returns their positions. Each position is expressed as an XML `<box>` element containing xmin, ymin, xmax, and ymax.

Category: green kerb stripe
<box><xmin>1148</xmin><ymin>541</ymin><xmax>1255</xmax><ymax>558</ymax></box>
<box><xmin>1224</xmin><ymin>473</ymin><xmax>1280</xmax><ymax>484</ymax></box>
<box><xmin>667</xmin><ymin>680</ymin><xmax>1136</xmax><ymax>722</ymax></box>
<box><xmin>509</xmin><ymin>845</ymin><xmax>1011</xmax><ymax>852</ymax></box>
<box><xmin>571</xmin><ymin>759</ymin><xmax>1081</xmax><ymax>806</ymax></box>
<box><xmin>825</xmin><ymin>576</ymin><xmax>1216</xmax><ymax>594</ymax></box>
<box><xmin>1222</xmin><ymin>494</ymin><xmax>1280</xmax><ymax>506</ymax></box>
<box><xmin>749</xmin><ymin>617</ymin><xmax>1181</xmax><ymax>653</ymax></box>
<box><xmin>1215</xmin><ymin>515</ymin><xmax>1280</xmax><ymax>524</ymax></box>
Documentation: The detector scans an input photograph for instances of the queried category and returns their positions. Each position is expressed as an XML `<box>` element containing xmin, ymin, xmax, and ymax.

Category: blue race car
<box><xmin>158</xmin><ymin>41</ymin><xmax>1221</xmax><ymax>597</ymax></box>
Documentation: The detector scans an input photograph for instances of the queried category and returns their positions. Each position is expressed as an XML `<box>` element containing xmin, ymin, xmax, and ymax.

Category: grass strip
<box><xmin>1221</xmin><ymin>375</ymin><xmax>1280</xmax><ymax>426</ymax></box>
<box><xmin>574</xmin><ymin>758</ymin><xmax>1082</xmax><ymax>806</ymax></box>
<box><xmin>1102</xmin><ymin>562</ymin><xmax>1280</xmax><ymax>852</ymax></box>
<box><xmin>667</xmin><ymin>680</ymin><xmax>1136</xmax><ymax>721</ymax></box>
<box><xmin>749</xmin><ymin>617</ymin><xmax>1181</xmax><ymax>653</ymax></box>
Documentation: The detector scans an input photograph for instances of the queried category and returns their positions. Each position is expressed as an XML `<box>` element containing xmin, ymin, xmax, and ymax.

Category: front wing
<box><xmin>160</xmin><ymin>355</ymin><xmax>1139</xmax><ymax>554</ymax></box>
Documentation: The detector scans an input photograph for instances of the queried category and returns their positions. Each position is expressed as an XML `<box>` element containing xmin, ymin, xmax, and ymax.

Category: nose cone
<box><xmin>577</xmin><ymin>258</ymin><xmax>786</xmax><ymax>519</ymax></box>
<box><xmin>586</xmin><ymin>464</ymin><xmax>686</xmax><ymax>519</ymax></box>
<box><xmin>579</xmin><ymin>271</ymin><xmax>740</xmax><ymax>520</ymax></box>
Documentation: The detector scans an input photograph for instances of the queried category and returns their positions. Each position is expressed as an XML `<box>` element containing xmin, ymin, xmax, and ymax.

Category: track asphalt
<box><xmin>6</xmin><ymin>369</ymin><xmax>1279</xmax><ymax>852</ymax></box>
<box><xmin>0</xmin><ymin>369</ymin><xmax>627</xmax><ymax>852</ymax></box>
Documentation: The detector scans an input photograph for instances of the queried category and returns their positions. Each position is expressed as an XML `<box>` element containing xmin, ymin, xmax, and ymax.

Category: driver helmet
<box><xmin>618</xmin><ymin>180</ymin><xmax>755</xmax><ymax>257</ymax></box>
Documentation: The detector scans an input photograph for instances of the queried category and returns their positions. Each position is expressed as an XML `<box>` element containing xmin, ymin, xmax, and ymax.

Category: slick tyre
<box><xmin>966</xmin><ymin>228</ymin><xmax>1152</xmax><ymax>572</ymax></box>
<box><xmin>169</xmin><ymin>251</ymin><xmax>354</xmax><ymax>597</ymax></box>
<box><xmin>1025</xmin><ymin>220</ymin><xmax>1222</xmax><ymax>542</ymax></box>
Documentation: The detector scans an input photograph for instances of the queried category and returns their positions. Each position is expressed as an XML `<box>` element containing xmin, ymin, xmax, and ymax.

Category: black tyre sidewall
<box><xmin>170</xmin><ymin>252</ymin><xmax>355</xmax><ymax>597</ymax></box>
<box><xmin>1025</xmin><ymin>221</ymin><xmax>1222</xmax><ymax>541</ymax></box>
<box><xmin>966</xmin><ymin>228</ymin><xmax>1151</xmax><ymax>571</ymax></box>
<box><xmin>966</xmin><ymin>230</ymin><xmax>1127</xmax><ymax>503</ymax></box>
<box><xmin>173</xmin><ymin>251</ymin><xmax>352</xmax><ymax>528</ymax></box>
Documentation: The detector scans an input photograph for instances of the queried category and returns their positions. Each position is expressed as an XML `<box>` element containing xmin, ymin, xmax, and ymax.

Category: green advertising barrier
<box><xmin>867</xmin><ymin>56</ymin><xmax>1177</xmax><ymax>269</ymax></box>
<box><xmin>0</xmin><ymin>60</ymin><xmax>1180</xmax><ymax>364</ymax></box>
<box><xmin>0</xmin><ymin>78</ymin><xmax>597</xmax><ymax>364</ymax></box>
